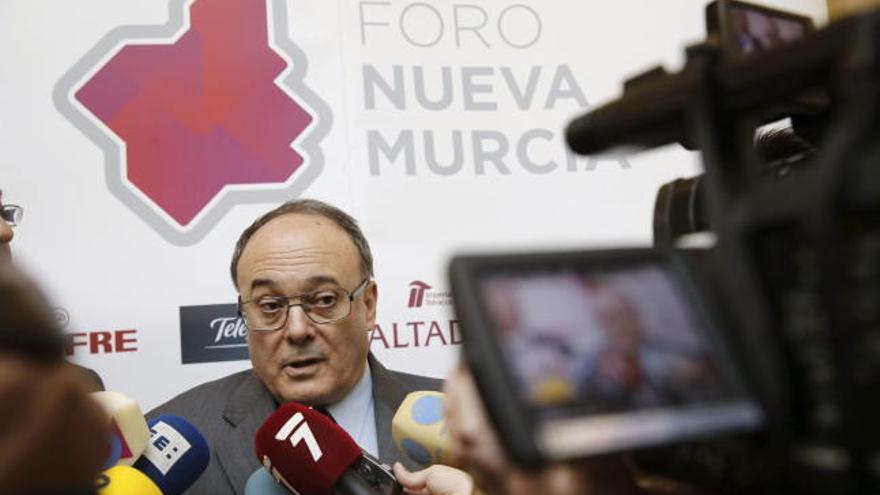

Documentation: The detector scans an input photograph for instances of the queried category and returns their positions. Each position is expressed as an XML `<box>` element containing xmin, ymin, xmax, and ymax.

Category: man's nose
<box><xmin>283</xmin><ymin>304</ymin><xmax>315</xmax><ymax>342</ymax></box>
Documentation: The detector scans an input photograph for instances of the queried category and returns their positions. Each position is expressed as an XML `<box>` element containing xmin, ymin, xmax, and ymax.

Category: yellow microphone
<box><xmin>392</xmin><ymin>391</ymin><xmax>456</xmax><ymax>467</ymax></box>
<box><xmin>97</xmin><ymin>466</ymin><xmax>162</xmax><ymax>495</ymax></box>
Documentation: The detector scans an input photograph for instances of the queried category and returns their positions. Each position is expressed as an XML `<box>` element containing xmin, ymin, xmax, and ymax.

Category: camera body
<box><xmin>450</xmin><ymin>2</ymin><xmax>880</xmax><ymax>493</ymax></box>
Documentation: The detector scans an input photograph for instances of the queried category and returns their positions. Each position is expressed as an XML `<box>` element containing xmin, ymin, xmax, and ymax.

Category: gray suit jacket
<box><xmin>148</xmin><ymin>354</ymin><xmax>442</xmax><ymax>495</ymax></box>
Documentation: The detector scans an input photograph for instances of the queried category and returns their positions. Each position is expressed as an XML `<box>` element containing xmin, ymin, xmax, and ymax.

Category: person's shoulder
<box><xmin>147</xmin><ymin>368</ymin><xmax>254</xmax><ymax>419</ymax></box>
<box><xmin>385</xmin><ymin>366</ymin><xmax>444</xmax><ymax>392</ymax></box>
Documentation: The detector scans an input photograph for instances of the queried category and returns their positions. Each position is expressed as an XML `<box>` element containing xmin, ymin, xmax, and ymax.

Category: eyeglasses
<box><xmin>239</xmin><ymin>278</ymin><xmax>371</xmax><ymax>331</ymax></box>
<box><xmin>0</xmin><ymin>205</ymin><xmax>22</xmax><ymax>227</ymax></box>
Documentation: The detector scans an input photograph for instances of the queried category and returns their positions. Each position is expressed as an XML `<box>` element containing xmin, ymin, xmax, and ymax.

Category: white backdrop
<box><xmin>0</xmin><ymin>0</ymin><xmax>826</xmax><ymax>411</ymax></box>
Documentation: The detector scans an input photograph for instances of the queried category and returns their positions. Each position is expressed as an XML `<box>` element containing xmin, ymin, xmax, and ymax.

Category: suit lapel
<box><xmin>369</xmin><ymin>354</ymin><xmax>410</xmax><ymax>466</ymax></box>
<box><xmin>216</xmin><ymin>371</ymin><xmax>276</xmax><ymax>494</ymax></box>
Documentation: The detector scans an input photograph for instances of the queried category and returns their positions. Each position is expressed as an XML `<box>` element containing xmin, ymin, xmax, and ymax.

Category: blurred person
<box><xmin>0</xmin><ymin>262</ymin><xmax>109</xmax><ymax>494</ymax></box>
<box><xmin>579</xmin><ymin>287</ymin><xmax>717</xmax><ymax>412</ymax></box>
<box><xmin>0</xmin><ymin>189</ymin><xmax>20</xmax><ymax>260</ymax></box>
<box><xmin>0</xmin><ymin>189</ymin><xmax>104</xmax><ymax>393</ymax></box>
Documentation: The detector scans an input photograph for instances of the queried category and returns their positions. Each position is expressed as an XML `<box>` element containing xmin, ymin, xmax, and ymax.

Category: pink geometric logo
<box><xmin>54</xmin><ymin>0</ymin><xmax>330</xmax><ymax>244</ymax></box>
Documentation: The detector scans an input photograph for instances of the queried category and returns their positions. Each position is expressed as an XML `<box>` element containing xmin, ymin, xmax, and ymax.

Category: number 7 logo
<box><xmin>275</xmin><ymin>412</ymin><xmax>324</xmax><ymax>462</ymax></box>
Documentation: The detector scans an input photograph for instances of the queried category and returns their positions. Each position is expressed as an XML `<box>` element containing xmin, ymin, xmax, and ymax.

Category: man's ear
<box><xmin>363</xmin><ymin>281</ymin><xmax>378</xmax><ymax>327</ymax></box>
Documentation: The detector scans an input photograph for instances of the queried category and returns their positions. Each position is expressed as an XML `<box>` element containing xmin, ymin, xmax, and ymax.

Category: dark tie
<box><xmin>313</xmin><ymin>405</ymin><xmax>336</xmax><ymax>423</ymax></box>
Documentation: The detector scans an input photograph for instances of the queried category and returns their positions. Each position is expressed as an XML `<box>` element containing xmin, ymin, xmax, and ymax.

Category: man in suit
<box><xmin>150</xmin><ymin>199</ymin><xmax>442</xmax><ymax>494</ymax></box>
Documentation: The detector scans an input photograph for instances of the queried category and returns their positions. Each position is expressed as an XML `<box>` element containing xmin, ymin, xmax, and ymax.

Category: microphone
<box><xmin>96</xmin><ymin>466</ymin><xmax>161</xmax><ymax>495</ymax></box>
<box><xmin>133</xmin><ymin>415</ymin><xmax>210</xmax><ymax>495</ymax></box>
<box><xmin>392</xmin><ymin>391</ymin><xmax>455</xmax><ymax>467</ymax></box>
<box><xmin>90</xmin><ymin>391</ymin><xmax>150</xmax><ymax>466</ymax></box>
<box><xmin>245</xmin><ymin>467</ymin><xmax>292</xmax><ymax>494</ymax></box>
<box><xmin>255</xmin><ymin>402</ymin><xmax>401</xmax><ymax>495</ymax></box>
<box><xmin>101</xmin><ymin>432</ymin><xmax>123</xmax><ymax>470</ymax></box>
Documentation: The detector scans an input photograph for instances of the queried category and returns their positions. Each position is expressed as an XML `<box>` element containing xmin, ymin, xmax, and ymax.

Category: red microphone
<box><xmin>255</xmin><ymin>403</ymin><xmax>401</xmax><ymax>495</ymax></box>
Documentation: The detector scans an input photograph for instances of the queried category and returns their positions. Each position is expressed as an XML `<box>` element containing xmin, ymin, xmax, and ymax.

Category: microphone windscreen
<box><xmin>255</xmin><ymin>403</ymin><xmax>362</xmax><ymax>495</ymax></box>
<box><xmin>101</xmin><ymin>431</ymin><xmax>123</xmax><ymax>470</ymax></box>
<box><xmin>91</xmin><ymin>391</ymin><xmax>150</xmax><ymax>466</ymax></box>
<box><xmin>245</xmin><ymin>467</ymin><xmax>294</xmax><ymax>494</ymax></box>
<box><xmin>392</xmin><ymin>391</ymin><xmax>455</xmax><ymax>466</ymax></box>
<box><xmin>97</xmin><ymin>465</ymin><xmax>162</xmax><ymax>495</ymax></box>
<box><xmin>133</xmin><ymin>415</ymin><xmax>210</xmax><ymax>495</ymax></box>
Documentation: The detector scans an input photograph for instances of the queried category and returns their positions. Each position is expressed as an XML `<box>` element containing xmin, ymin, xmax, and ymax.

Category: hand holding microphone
<box><xmin>392</xmin><ymin>463</ymin><xmax>474</xmax><ymax>495</ymax></box>
<box><xmin>391</xmin><ymin>392</ymin><xmax>473</xmax><ymax>495</ymax></box>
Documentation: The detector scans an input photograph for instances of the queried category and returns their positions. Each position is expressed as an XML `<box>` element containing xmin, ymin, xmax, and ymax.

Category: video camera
<box><xmin>449</xmin><ymin>1</ymin><xmax>880</xmax><ymax>493</ymax></box>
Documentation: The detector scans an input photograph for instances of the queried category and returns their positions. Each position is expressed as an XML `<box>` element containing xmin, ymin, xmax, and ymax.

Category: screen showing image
<box><xmin>727</xmin><ymin>4</ymin><xmax>808</xmax><ymax>56</ymax></box>
<box><xmin>479</xmin><ymin>263</ymin><xmax>739</xmax><ymax>418</ymax></box>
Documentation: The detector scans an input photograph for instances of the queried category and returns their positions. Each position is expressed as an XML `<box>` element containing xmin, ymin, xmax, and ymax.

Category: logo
<box><xmin>179</xmin><ymin>303</ymin><xmax>249</xmax><ymax>364</ymax></box>
<box><xmin>275</xmin><ymin>412</ymin><xmax>323</xmax><ymax>462</ymax></box>
<box><xmin>53</xmin><ymin>307</ymin><xmax>70</xmax><ymax>329</ymax></box>
<box><xmin>66</xmin><ymin>329</ymin><xmax>139</xmax><ymax>356</ymax></box>
<box><xmin>143</xmin><ymin>421</ymin><xmax>192</xmax><ymax>475</ymax></box>
<box><xmin>54</xmin><ymin>0</ymin><xmax>331</xmax><ymax>245</ymax></box>
<box><xmin>406</xmin><ymin>280</ymin><xmax>452</xmax><ymax>308</ymax></box>
<box><xmin>407</xmin><ymin>281</ymin><xmax>432</xmax><ymax>308</ymax></box>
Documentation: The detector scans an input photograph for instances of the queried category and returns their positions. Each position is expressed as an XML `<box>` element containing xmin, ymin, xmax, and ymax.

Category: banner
<box><xmin>0</xmin><ymin>0</ymin><xmax>826</xmax><ymax>411</ymax></box>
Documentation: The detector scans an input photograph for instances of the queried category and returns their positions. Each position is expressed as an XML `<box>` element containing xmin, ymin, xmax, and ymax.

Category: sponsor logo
<box><xmin>54</xmin><ymin>0</ymin><xmax>331</xmax><ymax>245</ymax></box>
<box><xmin>406</xmin><ymin>280</ymin><xmax>452</xmax><ymax>308</ymax></box>
<box><xmin>53</xmin><ymin>307</ymin><xmax>70</xmax><ymax>329</ymax></box>
<box><xmin>179</xmin><ymin>303</ymin><xmax>249</xmax><ymax>364</ymax></box>
<box><xmin>370</xmin><ymin>320</ymin><xmax>462</xmax><ymax>349</ymax></box>
<box><xmin>66</xmin><ymin>329</ymin><xmax>139</xmax><ymax>356</ymax></box>
<box><xmin>143</xmin><ymin>421</ymin><xmax>192</xmax><ymax>475</ymax></box>
<box><xmin>275</xmin><ymin>412</ymin><xmax>323</xmax><ymax>462</ymax></box>
<box><xmin>407</xmin><ymin>281</ymin><xmax>431</xmax><ymax>308</ymax></box>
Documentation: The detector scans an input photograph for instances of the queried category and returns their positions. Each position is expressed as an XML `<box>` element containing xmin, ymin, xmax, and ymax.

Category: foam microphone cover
<box><xmin>91</xmin><ymin>391</ymin><xmax>150</xmax><ymax>466</ymax></box>
<box><xmin>97</xmin><ymin>465</ymin><xmax>162</xmax><ymax>495</ymax></box>
<box><xmin>101</xmin><ymin>431</ymin><xmax>123</xmax><ymax>470</ymax></box>
<box><xmin>245</xmin><ymin>467</ymin><xmax>293</xmax><ymax>494</ymax></box>
<box><xmin>255</xmin><ymin>402</ymin><xmax>363</xmax><ymax>495</ymax></box>
<box><xmin>133</xmin><ymin>415</ymin><xmax>210</xmax><ymax>495</ymax></box>
<box><xmin>392</xmin><ymin>391</ymin><xmax>455</xmax><ymax>466</ymax></box>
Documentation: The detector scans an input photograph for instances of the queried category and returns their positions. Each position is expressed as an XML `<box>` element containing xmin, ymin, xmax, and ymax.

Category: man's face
<box><xmin>236</xmin><ymin>213</ymin><xmax>376</xmax><ymax>406</ymax></box>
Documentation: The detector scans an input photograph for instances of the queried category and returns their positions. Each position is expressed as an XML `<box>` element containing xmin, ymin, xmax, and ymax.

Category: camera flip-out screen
<box><xmin>707</xmin><ymin>0</ymin><xmax>813</xmax><ymax>57</ymax></box>
<box><xmin>451</xmin><ymin>250</ymin><xmax>764</xmax><ymax>463</ymax></box>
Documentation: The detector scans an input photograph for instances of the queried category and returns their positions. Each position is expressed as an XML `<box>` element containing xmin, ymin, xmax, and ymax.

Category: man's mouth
<box><xmin>282</xmin><ymin>357</ymin><xmax>325</xmax><ymax>377</ymax></box>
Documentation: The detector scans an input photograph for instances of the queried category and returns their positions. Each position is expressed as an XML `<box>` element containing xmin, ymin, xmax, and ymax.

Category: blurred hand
<box><xmin>0</xmin><ymin>355</ymin><xmax>109</xmax><ymax>493</ymax></box>
<box><xmin>443</xmin><ymin>365</ymin><xmax>511</xmax><ymax>491</ymax></box>
<box><xmin>393</xmin><ymin>462</ymin><xmax>474</xmax><ymax>495</ymax></box>
<box><xmin>444</xmin><ymin>364</ymin><xmax>642</xmax><ymax>495</ymax></box>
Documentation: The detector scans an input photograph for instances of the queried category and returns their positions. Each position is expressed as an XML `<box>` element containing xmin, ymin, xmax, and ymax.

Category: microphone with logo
<box><xmin>131</xmin><ymin>415</ymin><xmax>210</xmax><ymax>495</ymax></box>
<box><xmin>392</xmin><ymin>391</ymin><xmax>456</xmax><ymax>467</ymax></box>
<box><xmin>255</xmin><ymin>403</ymin><xmax>402</xmax><ymax>495</ymax></box>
